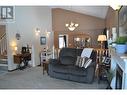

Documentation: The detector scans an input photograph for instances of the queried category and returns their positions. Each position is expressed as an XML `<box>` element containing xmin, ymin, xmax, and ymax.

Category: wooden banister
<box><xmin>0</xmin><ymin>33</ymin><xmax>7</xmax><ymax>57</ymax></box>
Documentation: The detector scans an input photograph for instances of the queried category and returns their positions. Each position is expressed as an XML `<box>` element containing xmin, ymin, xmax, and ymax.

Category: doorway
<box><xmin>58</xmin><ymin>34</ymin><xmax>68</xmax><ymax>49</ymax></box>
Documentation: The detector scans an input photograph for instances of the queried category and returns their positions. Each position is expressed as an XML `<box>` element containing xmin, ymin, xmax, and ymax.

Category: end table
<box><xmin>42</xmin><ymin>61</ymin><xmax>49</xmax><ymax>75</ymax></box>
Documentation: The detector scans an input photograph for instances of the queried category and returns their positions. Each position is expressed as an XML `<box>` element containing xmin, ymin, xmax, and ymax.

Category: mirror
<box><xmin>74</xmin><ymin>36</ymin><xmax>91</xmax><ymax>48</ymax></box>
<box><xmin>58</xmin><ymin>34</ymin><xmax>68</xmax><ymax>48</ymax></box>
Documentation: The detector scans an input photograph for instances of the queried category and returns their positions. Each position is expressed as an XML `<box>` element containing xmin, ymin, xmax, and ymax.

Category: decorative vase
<box><xmin>112</xmin><ymin>43</ymin><xmax>117</xmax><ymax>48</ymax></box>
<box><xmin>116</xmin><ymin>44</ymin><xmax>127</xmax><ymax>53</ymax></box>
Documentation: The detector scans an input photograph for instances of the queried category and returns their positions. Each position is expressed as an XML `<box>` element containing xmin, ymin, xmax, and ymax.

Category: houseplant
<box><xmin>106</xmin><ymin>69</ymin><xmax>115</xmax><ymax>89</ymax></box>
<box><xmin>115</xmin><ymin>36</ymin><xmax>127</xmax><ymax>53</ymax></box>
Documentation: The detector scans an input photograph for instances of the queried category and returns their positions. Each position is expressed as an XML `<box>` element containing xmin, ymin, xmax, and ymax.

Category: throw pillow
<box><xmin>75</xmin><ymin>56</ymin><xmax>82</xmax><ymax>67</ymax></box>
<box><xmin>83</xmin><ymin>57</ymin><xmax>92</xmax><ymax>68</ymax></box>
<box><xmin>75</xmin><ymin>56</ymin><xmax>92</xmax><ymax>68</ymax></box>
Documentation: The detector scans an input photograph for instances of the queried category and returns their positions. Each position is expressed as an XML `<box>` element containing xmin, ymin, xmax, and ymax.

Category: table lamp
<box><xmin>97</xmin><ymin>35</ymin><xmax>107</xmax><ymax>49</ymax></box>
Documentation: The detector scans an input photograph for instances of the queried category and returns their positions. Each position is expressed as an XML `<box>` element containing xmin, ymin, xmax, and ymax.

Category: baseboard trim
<box><xmin>8</xmin><ymin>68</ymin><xmax>18</xmax><ymax>72</ymax></box>
<box><xmin>8</xmin><ymin>65</ymin><xmax>38</xmax><ymax>72</ymax></box>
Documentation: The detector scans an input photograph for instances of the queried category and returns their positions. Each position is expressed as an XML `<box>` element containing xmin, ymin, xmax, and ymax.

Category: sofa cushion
<box><xmin>68</xmin><ymin>65</ymin><xmax>87</xmax><ymax>76</ymax></box>
<box><xmin>75</xmin><ymin>56</ymin><xmax>82</xmax><ymax>67</ymax></box>
<box><xmin>59</xmin><ymin>48</ymin><xmax>76</xmax><ymax>65</ymax></box>
<box><xmin>75</xmin><ymin>49</ymin><xmax>83</xmax><ymax>56</ymax></box>
<box><xmin>59</xmin><ymin>48</ymin><xmax>76</xmax><ymax>57</ymax></box>
<box><xmin>83</xmin><ymin>57</ymin><xmax>92</xmax><ymax>68</ymax></box>
<box><xmin>51</xmin><ymin>63</ymin><xmax>69</xmax><ymax>74</ymax></box>
<box><xmin>60</xmin><ymin>56</ymin><xmax>76</xmax><ymax>65</ymax></box>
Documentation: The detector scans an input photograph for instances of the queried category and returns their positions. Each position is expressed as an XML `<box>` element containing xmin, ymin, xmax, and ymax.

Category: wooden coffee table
<box><xmin>42</xmin><ymin>61</ymin><xmax>49</xmax><ymax>75</ymax></box>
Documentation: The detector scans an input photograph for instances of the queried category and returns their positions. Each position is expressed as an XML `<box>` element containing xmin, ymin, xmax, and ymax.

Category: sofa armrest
<box><xmin>49</xmin><ymin>59</ymin><xmax>59</xmax><ymax>64</ymax></box>
<box><xmin>88</xmin><ymin>61</ymin><xmax>96</xmax><ymax>68</ymax></box>
<box><xmin>85</xmin><ymin>61</ymin><xmax>96</xmax><ymax>83</ymax></box>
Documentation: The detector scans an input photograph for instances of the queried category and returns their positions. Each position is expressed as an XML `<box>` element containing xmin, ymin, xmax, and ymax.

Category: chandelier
<box><xmin>65</xmin><ymin>22</ymin><xmax>79</xmax><ymax>31</ymax></box>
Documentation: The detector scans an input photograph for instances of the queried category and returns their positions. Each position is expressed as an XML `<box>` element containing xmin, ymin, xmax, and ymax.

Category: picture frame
<box><xmin>104</xmin><ymin>57</ymin><xmax>111</xmax><ymax>64</ymax></box>
<box><xmin>40</xmin><ymin>36</ymin><xmax>46</xmax><ymax>45</ymax></box>
<box><xmin>118</xmin><ymin>6</ymin><xmax>127</xmax><ymax>36</ymax></box>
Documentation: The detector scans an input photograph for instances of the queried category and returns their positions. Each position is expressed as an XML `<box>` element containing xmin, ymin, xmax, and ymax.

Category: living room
<box><xmin>0</xmin><ymin>6</ymin><xmax>113</xmax><ymax>69</ymax></box>
<box><xmin>0</xmin><ymin>4</ymin><xmax>127</xmax><ymax>91</ymax></box>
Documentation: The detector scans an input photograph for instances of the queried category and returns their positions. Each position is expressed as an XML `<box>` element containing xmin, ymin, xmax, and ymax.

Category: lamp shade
<box><xmin>97</xmin><ymin>35</ymin><xmax>107</xmax><ymax>41</ymax></box>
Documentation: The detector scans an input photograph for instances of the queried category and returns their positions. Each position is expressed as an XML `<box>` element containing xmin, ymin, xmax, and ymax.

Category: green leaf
<box><xmin>116</xmin><ymin>36</ymin><xmax>127</xmax><ymax>44</ymax></box>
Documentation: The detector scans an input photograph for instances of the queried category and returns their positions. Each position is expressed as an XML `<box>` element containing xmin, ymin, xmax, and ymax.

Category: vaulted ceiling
<box><xmin>51</xmin><ymin>6</ymin><xmax>109</xmax><ymax>19</ymax></box>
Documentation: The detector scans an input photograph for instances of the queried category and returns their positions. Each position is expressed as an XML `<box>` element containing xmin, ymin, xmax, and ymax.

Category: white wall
<box><xmin>6</xmin><ymin>6</ymin><xmax>52</xmax><ymax>70</ymax></box>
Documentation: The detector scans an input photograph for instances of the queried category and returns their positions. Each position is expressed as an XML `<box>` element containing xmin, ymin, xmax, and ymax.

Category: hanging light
<box><xmin>65</xmin><ymin>6</ymin><xmax>79</xmax><ymax>31</ymax></box>
<box><xmin>65</xmin><ymin>21</ymin><xmax>79</xmax><ymax>31</ymax></box>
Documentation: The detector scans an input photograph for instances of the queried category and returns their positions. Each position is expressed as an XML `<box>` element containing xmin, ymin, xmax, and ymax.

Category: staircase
<box><xmin>0</xmin><ymin>33</ymin><xmax>7</xmax><ymax>67</ymax></box>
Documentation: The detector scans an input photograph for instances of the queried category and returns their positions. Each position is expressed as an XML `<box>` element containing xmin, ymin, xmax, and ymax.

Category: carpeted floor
<box><xmin>0</xmin><ymin>66</ymin><xmax>108</xmax><ymax>89</ymax></box>
<box><xmin>0</xmin><ymin>59</ymin><xmax>8</xmax><ymax>76</ymax></box>
<box><xmin>0</xmin><ymin>66</ymin><xmax>8</xmax><ymax>77</ymax></box>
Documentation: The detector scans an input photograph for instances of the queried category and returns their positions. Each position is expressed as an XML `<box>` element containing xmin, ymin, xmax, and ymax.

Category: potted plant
<box><xmin>106</xmin><ymin>69</ymin><xmax>115</xmax><ymax>89</ymax></box>
<box><xmin>115</xmin><ymin>36</ymin><xmax>127</xmax><ymax>53</ymax></box>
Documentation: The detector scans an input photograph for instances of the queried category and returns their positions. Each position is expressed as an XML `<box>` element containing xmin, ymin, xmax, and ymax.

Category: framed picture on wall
<box><xmin>104</xmin><ymin>57</ymin><xmax>111</xmax><ymax>64</ymax></box>
<box><xmin>118</xmin><ymin>6</ymin><xmax>127</xmax><ymax>36</ymax></box>
<box><xmin>40</xmin><ymin>36</ymin><xmax>46</xmax><ymax>45</ymax></box>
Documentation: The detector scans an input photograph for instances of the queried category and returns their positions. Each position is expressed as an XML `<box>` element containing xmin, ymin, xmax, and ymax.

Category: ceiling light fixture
<box><xmin>65</xmin><ymin>6</ymin><xmax>79</xmax><ymax>31</ymax></box>
<box><xmin>65</xmin><ymin>22</ymin><xmax>79</xmax><ymax>31</ymax></box>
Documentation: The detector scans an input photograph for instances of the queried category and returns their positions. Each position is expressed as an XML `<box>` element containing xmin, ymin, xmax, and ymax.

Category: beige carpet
<box><xmin>0</xmin><ymin>66</ymin><xmax>8</xmax><ymax>77</ymax></box>
<box><xmin>0</xmin><ymin>66</ymin><xmax>108</xmax><ymax>89</ymax></box>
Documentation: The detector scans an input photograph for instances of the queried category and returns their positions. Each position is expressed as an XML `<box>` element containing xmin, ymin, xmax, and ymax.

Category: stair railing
<box><xmin>0</xmin><ymin>33</ymin><xmax>7</xmax><ymax>56</ymax></box>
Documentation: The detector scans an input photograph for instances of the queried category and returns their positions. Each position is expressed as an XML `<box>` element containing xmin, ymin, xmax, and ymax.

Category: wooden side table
<box><xmin>98</xmin><ymin>63</ymin><xmax>110</xmax><ymax>83</ymax></box>
<box><xmin>13</xmin><ymin>53</ymin><xmax>31</xmax><ymax>70</ymax></box>
<box><xmin>42</xmin><ymin>61</ymin><xmax>49</xmax><ymax>75</ymax></box>
<box><xmin>94</xmin><ymin>48</ymin><xmax>110</xmax><ymax>83</ymax></box>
